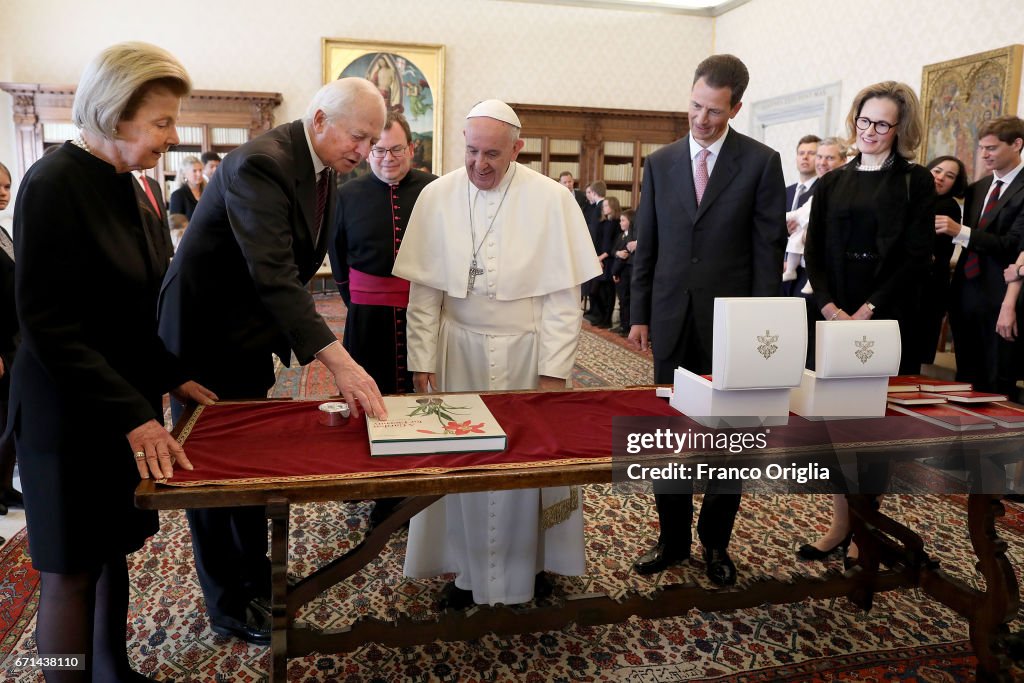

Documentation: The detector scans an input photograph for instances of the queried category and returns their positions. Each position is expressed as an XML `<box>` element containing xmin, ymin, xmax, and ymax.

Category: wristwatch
<box><xmin>865</xmin><ymin>302</ymin><xmax>876</xmax><ymax>312</ymax></box>
<box><xmin>1017</xmin><ymin>264</ymin><xmax>1024</xmax><ymax>280</ymax></box>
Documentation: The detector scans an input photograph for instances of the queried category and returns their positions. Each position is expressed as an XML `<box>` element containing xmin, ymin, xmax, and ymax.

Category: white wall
<box><xmin>717</xmin><ymin>0</ymin><xmax>1024</xmax><ymax>170</ymax></box>
<box><xmin>0</xmin><ymin>0</ymin><xmax>712</xmax><ymax>216</ymax></box>
<box><xmin>6</xmin><ymin>0</ymin><xmax>1024</xmax><ymax>208</ymax></box>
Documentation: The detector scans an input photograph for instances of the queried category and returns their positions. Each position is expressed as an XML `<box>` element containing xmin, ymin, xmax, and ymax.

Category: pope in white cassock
<box><xmin>392</xmin><ymin>100</ymin><xmax>601</xmax><ymax>608</ymax></box>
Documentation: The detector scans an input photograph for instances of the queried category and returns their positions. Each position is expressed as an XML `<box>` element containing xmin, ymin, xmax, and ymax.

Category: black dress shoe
<box><xmin>633</xmin><ymin>542</ymin><xmax>690</xmax><ymax>575</ymax></box>
<box><xmin>210</xmin><ymin>598</ymin><xmax>271</xmax><ymax>645</ymax></box>
<box><xmin>436</xmin><ymin>581</ymin><xmax>475</xmax><ymax>611</ymax></box>
<box><xmin>0</xmin><ymin>489</ymin><xmax>23</xmax><ymax>508</ymax></box>
<box><xmin>843</xmin><ymin>555</ymin><xmax>858</xmax><ymax>571</ymax></box>
<box><xmin>368</xmin><ymin>497</ymin><xmax>405</xmax><ymax>529</ymax></box>
<box><xmin>534</xmin><ymin>572</ymin><xmax>553</xmax><ymax>600</ymax></box>
<box><xmin>703</xmin><ymin>547</ymin><xmax>737</xmax><ymax>587</ymax></box>
<box><xmin>796</xmin><ymin>533</ymin><xmax>851</xmax><ymax>561</ymax></box>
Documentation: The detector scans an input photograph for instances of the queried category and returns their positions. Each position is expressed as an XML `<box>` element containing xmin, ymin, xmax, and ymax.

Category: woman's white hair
<box><xmin>178</xmin><ymin>155</ymin><xmax>202</xmax><ymax>186</ymax></box>
<box><xmin>72</xmin><ymin>41</ymin><xmax>191</xmax><ymax>140</ymax></box>
<box><xmin>304</xmin><ymin>77</ymin><xmax>385</xmax><ymax>124</ymax></box>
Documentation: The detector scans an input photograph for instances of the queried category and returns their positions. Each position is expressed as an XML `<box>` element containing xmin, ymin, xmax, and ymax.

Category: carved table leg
<box><xmin>266</xmin><ymin>498</ymin><xmax>290</xmax><ymax>683</ymax></box>
<box><xmin>967</xmin><ymin>493</ymin><xmax>1019</xmax><ymax>682</ymax></box>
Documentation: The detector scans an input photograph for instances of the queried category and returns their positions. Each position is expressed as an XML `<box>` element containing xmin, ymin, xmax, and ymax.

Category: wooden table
<box><xmin>136</xmin><ymin>389</ymin><xmax>1024</xmax><ymax>682</ymax></box>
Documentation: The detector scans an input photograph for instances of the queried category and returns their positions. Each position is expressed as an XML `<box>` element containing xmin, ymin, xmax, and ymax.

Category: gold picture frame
<box><xmin>323</xmin><ymin>38</ymin><xmax>445</xmax><ymax>175</ymax></box>
<box><xmin>920</xmin><ymin>45</ymin><xmax>1023</xmax><ymax>180</ymax></box>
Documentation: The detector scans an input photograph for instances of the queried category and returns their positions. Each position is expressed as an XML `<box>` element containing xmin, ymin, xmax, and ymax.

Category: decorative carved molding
<box><xmin>0</xmin><ymin>82</ymin><xmax>282</xmax><ymax>178</ymax></box>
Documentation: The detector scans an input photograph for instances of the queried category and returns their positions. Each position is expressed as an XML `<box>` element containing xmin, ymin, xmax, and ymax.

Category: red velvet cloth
<box><xmin>167</xmin><ymin>390</ymin><xmax>678</xmax><ymax>486</ymax></box>
<box><xmin>165</xmin><ymin>390</ymin><xmax>1024</xmax><ymax>487</ymax></box>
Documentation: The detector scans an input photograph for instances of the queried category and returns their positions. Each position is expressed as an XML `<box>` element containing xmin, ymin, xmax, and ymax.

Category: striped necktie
<box><xmin>963</xmin><ymin>179</ymin><xmax>1003</xmax><ymax>280</ymax></box>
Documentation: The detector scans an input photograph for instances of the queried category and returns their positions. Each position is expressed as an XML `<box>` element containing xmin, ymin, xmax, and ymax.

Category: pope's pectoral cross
<box><xmin>468</xmin><ymin>259</ymin><xmax>485</xmax><ymax>291</ymax></box>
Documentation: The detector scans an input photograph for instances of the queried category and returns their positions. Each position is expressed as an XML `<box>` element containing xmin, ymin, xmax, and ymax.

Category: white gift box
<box><xmin>789</xmin><ymin>320</ymin><xmax>901</xmax><ymax>418</ymax></box>
<box><xmin>669</xmin><ymin>297</ymin><xmax>807</xmax><ymax>428</ymax></box>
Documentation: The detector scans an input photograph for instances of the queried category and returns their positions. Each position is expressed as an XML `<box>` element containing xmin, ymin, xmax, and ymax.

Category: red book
<box><xmin>887</xmin><ymin>392</ymin><xmax>948</xmax><ymax>405</ymax></box>
<box><xmin>896</xmin><ymin>375</ymin><xmax>972</xmax><ymax>392</ymax></box>
<box><xmin>948</xmin><ymin>402</ymin><xmax>1024</xmax><ymax>428</ymax></box>
<box><xmin>889</xmin><ymin>403</ymin><xmax>995</xmax><ymax>431</ymax></box>
<box><xmin>929</xmin><ymin>391</ymin><xmax>1008</xmax><ymax>404</ymax></box>
<box><xmin>887</xmin><ymin>376</ymin><xmax>920</xmax><ymax>393</ymax></box>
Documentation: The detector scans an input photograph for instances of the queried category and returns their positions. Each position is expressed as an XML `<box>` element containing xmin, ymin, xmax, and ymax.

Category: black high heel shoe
<box><xmin>796</xmin><ymin>533</ymin><xmax>852</xmax><ymax>561</ymax></box>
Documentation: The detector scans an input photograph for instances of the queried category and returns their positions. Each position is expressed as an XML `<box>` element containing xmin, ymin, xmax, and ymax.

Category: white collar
<box><xmin>993</xmin><ymin>159</ymin><xmax>1024</xmax><ymax>188</ymax></box>
<box><xmin>468</xmin><ymin>161</ymin><xmax>517</xmax><ymax>200</ymax></box>
<box><xmin>302</xmin><ymin>121</ymin><xmax>327</xmax><ymax>176</ymax></box>
<box><xmin>689</xmin><ymin>126</ymin><xmax>729</xmax><ymax>161</ymax></box>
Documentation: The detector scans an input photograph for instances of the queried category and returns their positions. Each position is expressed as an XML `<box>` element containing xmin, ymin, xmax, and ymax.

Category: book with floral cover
<box><xmin>366</xmin><ymin>394</ymin><xmax>507</xmax><ymax>456</ymax></box>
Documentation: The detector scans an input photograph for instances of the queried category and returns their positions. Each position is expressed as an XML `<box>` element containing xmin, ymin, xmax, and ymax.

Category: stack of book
<box><xmin>886</xmin><ymin>375</ymin><xmax>1018</xmax><ymax>431</ymax></box>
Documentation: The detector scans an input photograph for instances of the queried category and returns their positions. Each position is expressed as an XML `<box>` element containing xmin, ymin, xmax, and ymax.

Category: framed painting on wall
<box><xmin>323</xmin><ymin>38</ymin><xmax>445</xmax><ymax>177</ymax></box>
<box><xmin>920</xmin><ymin>45</ymin><xmax>1023</xmax><ymax>180</ymax></box>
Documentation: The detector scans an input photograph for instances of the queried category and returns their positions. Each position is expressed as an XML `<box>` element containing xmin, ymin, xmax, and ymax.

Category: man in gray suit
<box><xmin>629</xmin><ymin>54</ymin><xmax>787</xmax><ymax>585</ymax></box>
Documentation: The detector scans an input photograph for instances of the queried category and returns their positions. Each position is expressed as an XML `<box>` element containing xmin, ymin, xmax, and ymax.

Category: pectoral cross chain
<box><xmin>468</xmin><ymin>259</ymin><xmax>485</xmax><ymax>291</ymax></box>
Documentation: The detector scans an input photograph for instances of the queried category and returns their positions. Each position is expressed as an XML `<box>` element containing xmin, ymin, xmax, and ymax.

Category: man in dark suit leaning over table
<box><xmin>157</xmin><ymin>77</ymin><xmax>388</xmax><ymax>644</ymax></box>
<box><xmin>628</xmin><ymin>54</ymin><xmax>787</xmax><ymax>586</ymax></box>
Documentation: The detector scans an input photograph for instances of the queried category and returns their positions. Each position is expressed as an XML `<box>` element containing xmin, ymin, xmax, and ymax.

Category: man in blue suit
<box><xmin>629</xmin><ymin>54</ymin><xmax>787</xmax><ymax>585</ymax></box>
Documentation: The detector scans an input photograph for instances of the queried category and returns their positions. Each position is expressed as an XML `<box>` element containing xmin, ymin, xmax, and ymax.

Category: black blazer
<box><xmin>158</xmin><ymin>120</ymin><xmax>337</xmax><ymax>376</ymax></box>
<box><xmin>135</xmin><ymin>175</ymin><xmax>174</xmax><ymax>265</ymax></box>
<box><xmin>949</xmin><ymin>170</ymin><xmax>1024</xmax><ymax>307</ymax></box>
<box><xmin>11</xmin><ymin>143</ymin><xmax>185</xmax><ymax>443</ymax></box>
<box><xmin>168</xmin><ymin>183</ymin><xmax>201</xmax><ymax>220</ymax></box>
<box><xmin>0</xmin><ymin>229</ymin><xmax>16</xmax><ymax>396</ymax></box>
<box><xmin>573</xmin><ymin>189</ymin><xmax>587</xmax><ymax>211</ymax></box>
<box><xmin>630</xmin><ymin>130</ymin><xmax>787</xmax><ymax>362</ymax></box>
<box><xmin>805</xmin><ymin>154</ymin><xmax>935</xmax><ymax>317</ymax></box>
<box><xmin>610</xmin><ymin>228</ymin><xmax>633</xmax><ymax>279</ymax></box>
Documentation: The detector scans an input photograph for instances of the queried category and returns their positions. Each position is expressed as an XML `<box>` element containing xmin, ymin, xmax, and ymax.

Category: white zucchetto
<box><xmin>465</xmin><ymin>99</ymin><xmax>522</xmax><ymax>128</ymax></box>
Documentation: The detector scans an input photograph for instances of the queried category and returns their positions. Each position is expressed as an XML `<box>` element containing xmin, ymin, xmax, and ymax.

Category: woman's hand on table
<box><xmin>128</xmin><ymin>419</ymin><xmax>193</xmax><ymax>480</ymax></box>
<box><xmin>171</xmin><ymin>380</ymin><xmax>218</xmax><ymax>406</ymax></box>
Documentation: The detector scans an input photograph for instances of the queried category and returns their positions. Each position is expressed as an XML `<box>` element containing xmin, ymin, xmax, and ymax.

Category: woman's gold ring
<box><xmin>134</xmin><ymin>451</ymin><xmax>146</xmax><ymax>460</ymax></box>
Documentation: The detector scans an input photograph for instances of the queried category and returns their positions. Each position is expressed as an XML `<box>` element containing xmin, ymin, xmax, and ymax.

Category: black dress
<box><xmin>329</xmin><ymin>169</ymin><xmax>437</xmax><ymax>394</ymax></box>
<box><xmin>805</xmin><ymin>155</ymin><xmax>936</xmax><ymax>374</ymax></box>
<box><xmin>169</xmin><ymin>184</ymin><xmax>201</xmax><ymax>219</ymax></box>
<box><xmin>10</xmin><ymin>143</ymin><xmax>186</xmax><ymax>572</ymax></box>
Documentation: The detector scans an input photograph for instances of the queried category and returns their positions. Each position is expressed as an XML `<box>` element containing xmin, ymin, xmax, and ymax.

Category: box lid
<box><xmin>711</xmin><ymin>297</ymin><xmax>808</xmax><ymax>390</ymax></box>
<box><xmin>814</xmin><ymin>319</ymin><xmax>901</xmax><ymax>378</ymax></box>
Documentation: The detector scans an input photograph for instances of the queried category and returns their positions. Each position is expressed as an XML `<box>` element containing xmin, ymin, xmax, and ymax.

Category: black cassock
<box><xmin>328</xmin><ymin>168</ymin><xmax>436</xmax><ymax>394</ymax></box>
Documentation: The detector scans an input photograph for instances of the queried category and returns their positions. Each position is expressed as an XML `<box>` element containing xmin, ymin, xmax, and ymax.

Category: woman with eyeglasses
<box><xmin>800</xmin><ymin>81</ymin><xmax>935</xmax><ymax>567</ymax></box>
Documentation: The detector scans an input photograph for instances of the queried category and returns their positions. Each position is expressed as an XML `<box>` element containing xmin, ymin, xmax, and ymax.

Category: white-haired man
<box><xmin>393</xmin><ymin>100</ymin><xmax>600</xmax><ymax>609</ymax></box>
<box><xmin>158</xmin><ymin>77</ymin><xmax>388</xmax><ymax>643</ymax></box>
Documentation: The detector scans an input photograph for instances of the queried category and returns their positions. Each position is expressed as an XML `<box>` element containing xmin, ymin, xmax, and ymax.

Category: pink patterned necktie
<box><xmin>694</xmin><ymin>148</ymin><xmax>710</xmax><ymax>205</ymax></box>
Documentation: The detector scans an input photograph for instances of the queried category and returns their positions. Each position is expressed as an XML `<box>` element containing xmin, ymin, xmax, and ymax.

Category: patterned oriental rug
<box><xmin>0</xmin><ymin>293</ymin><xmax>1021</xmax><ymax>681</ymax></box>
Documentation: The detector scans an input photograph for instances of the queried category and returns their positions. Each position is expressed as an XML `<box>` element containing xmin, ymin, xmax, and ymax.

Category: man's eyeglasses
<box><xmin>855</xmin><ymin>117</ymin><xmax>896</xmax><ymax>135</ymax></box>
<box><xmin>370</xmin><ymin>144</ymin><xmax>408</xmax><ymax>159</ymax></box>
